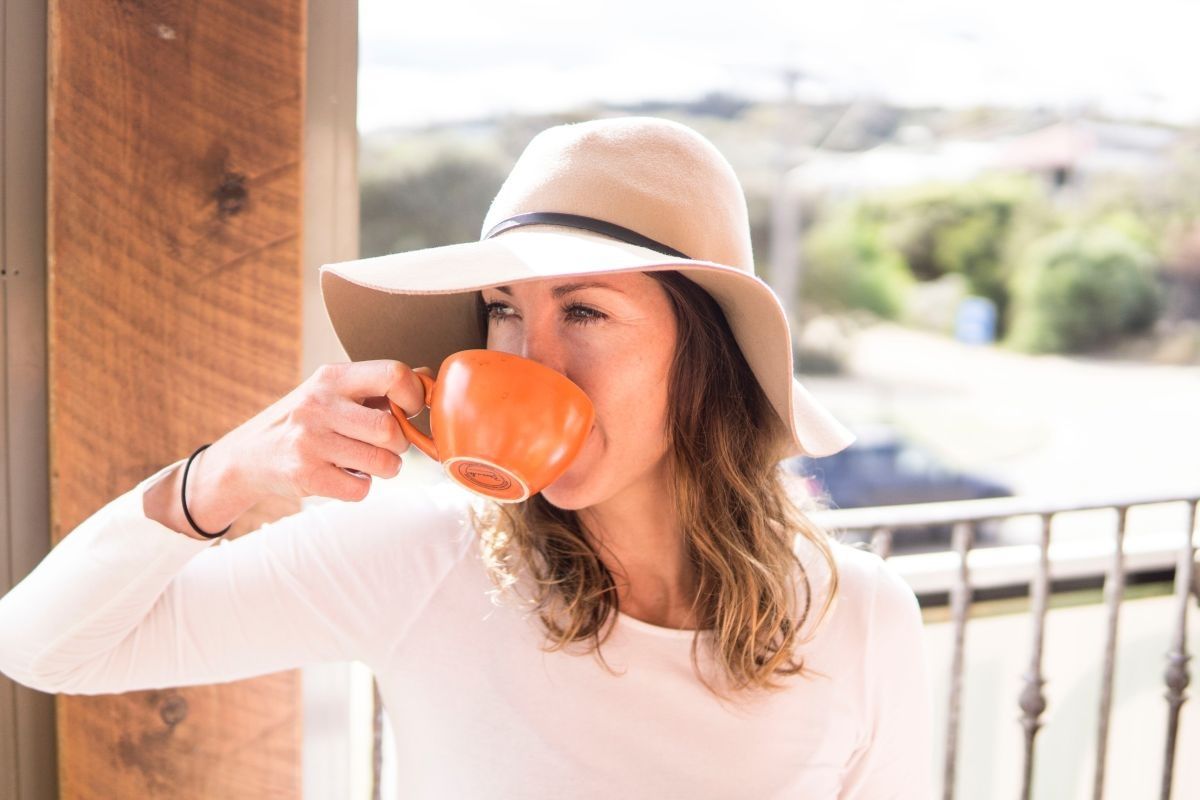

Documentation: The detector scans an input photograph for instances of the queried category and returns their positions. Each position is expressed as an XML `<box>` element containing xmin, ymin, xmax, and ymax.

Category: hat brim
<box><xmin>318</xmin><ymin>225</ymin><xmax>856</xmax><ymax>459</ymax></box>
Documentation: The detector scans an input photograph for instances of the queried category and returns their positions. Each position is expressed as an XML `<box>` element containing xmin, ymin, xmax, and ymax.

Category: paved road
<box><xmin>799</xmin><ymin>320</ymin><xmax>1200</xmax><ymax>546</ymax></box>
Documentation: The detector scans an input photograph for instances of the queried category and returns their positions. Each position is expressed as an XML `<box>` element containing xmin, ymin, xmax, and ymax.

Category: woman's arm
<box><xmin>839</xmin><ymin>555</ymin><xmax>936</xmax><ymax>799</ymax></box>
<box><xmin>0</xmin><ymin>459</ymin><xmax>472</xmax><ymax>694</ymax></box>
<box><xmin>141</xmin><ymin>440</ymin><xmax>263</xmax><ymax>538</ymax></box>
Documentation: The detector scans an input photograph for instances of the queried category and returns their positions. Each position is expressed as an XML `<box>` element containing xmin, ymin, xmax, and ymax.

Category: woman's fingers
<box><xmin>319</xmin><ymin>430</ymin><xmax>403</xmax><ymax>481</ymax></box>
<box><xmin>325</xmin><ymin>360</ymin><xmax>430</xmax><ymax>415</ymax></box>
<box><xmin>328</xmin><ymin>395</ymin><xmax>411</xmax><ymax>457</ymax></box>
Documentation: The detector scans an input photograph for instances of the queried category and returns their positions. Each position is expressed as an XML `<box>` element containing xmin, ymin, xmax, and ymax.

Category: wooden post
<box><xmin>48</xmin><ymin>1</ymin><xmax>307</xmax><ymax>796</ymax></box>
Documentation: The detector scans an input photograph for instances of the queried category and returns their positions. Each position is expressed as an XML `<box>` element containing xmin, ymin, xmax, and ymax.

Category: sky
<box><xmin>358</xmin><ymin>0</ymin><xmax>1200</xmax><ymax>133</ymax></box>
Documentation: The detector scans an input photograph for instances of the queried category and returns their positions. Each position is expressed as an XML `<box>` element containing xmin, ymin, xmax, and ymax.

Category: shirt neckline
<box><xmin>616</xmin><ymin>608</ymin><xmax>714</xmax><ymax>638</ymax></box>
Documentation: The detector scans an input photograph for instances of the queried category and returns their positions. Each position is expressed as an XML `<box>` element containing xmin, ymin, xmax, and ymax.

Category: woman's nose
<box><xmin>516</xmin><ymin>322</ymin><xmax>569</xmax><ymax>375</ymax></box>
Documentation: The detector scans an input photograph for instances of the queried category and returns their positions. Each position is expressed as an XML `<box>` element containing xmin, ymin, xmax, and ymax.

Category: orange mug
<box><xmin>389</xmin><ymin>349</ymin><xmax>595</xmax><ymax>503</ymax></box>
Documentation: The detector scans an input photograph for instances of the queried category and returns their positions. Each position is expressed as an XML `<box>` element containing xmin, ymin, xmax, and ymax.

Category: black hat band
<box><xmin>482</xmin><ymin>211</ymin><xmax>692</xmax><ymax>260</ymax></box>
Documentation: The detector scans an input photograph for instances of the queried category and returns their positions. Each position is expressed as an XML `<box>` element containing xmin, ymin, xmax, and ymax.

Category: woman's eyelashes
<box><xmin>483</xmin><ymin>301</ymin><xmax>608</xmax><ymax>326</ymax></box>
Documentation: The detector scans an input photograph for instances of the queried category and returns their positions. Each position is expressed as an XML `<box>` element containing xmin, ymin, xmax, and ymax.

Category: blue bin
<box><xmin>955</xmin><ymin>296</ymin><xmax>997</xmax><ymax>344</ymax></box>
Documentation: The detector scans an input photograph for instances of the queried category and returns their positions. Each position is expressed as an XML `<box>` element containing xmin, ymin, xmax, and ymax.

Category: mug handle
<box><xmin>389</xmin><ymin>371</ymin><xmax>439</xmax><ymax>462</ymax></box>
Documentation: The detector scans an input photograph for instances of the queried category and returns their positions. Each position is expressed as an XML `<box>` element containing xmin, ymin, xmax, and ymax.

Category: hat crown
<box><xmin>480</xmin><ymin>116</ymin><xmax>755</xmax><ymax>274</ymax></box>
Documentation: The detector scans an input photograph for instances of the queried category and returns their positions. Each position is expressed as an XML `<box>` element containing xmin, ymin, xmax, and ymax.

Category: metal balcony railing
<box><xmin>810</xmin><ymin>490</ymin><xmax>1200</xmax><ymax>800</ymax></box>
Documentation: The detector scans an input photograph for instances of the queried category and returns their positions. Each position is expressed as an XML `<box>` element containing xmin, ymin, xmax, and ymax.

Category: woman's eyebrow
<box><xmin>491</xmin><ymin>282</ymin><xmax>626</xmax><ymax>298</ymax></box>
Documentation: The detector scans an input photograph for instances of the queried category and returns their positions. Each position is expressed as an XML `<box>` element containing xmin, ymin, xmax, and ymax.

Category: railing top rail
<box><xmin>806</xmin><ymin>488</ymin><xmax>1200</xmax><ymax>531</ymax></box>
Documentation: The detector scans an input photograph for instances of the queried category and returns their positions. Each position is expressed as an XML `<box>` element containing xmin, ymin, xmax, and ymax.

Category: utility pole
<box><xmin>770</xmin><ymin>82</ymin><xmax>859</xmax><ymax>351</ymax></box>
<box><xmin>770</xmin><ymin>65</ymin><xmax>805</xmax><ymax>347</ymax></box>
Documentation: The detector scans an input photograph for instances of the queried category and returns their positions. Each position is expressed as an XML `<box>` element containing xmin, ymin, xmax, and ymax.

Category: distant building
<box><xmin>990</xmin><ymin>118</ymin><xmax>1181</xmax><ymax>191</ymax></box>
<box><xmin>789</xmin><ymin>116</ymin><xmax>1182</xmax><ymax>201</ymax></box>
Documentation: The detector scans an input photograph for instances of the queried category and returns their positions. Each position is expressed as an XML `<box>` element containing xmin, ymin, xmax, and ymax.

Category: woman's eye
<box><xmin>483</xmin><ymin>301</ymin><xmax>607</xmax><ymax>326</ymax></box>
<box><xmin>563</xmin><ymin>303</ymin><xmax>606</xmax><ymax>325</ymax></box>
<box><xmin>483</xmin><ymin>301</ymin><xmax>513</xmax><ymax>322</ymax></box>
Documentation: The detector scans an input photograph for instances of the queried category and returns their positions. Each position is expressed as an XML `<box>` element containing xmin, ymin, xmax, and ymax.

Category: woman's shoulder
<box><xmin>793</xmin><ymin>535</ymin><xmax>920</xmax><ymax>640</ymax></box>
<box><xmin>833</xmin><ymin>540</ymin><xmax>918</xmax><ymax>614</ymax></box>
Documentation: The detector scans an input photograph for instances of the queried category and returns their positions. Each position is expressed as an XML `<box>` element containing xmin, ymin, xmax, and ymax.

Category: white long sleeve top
<box><xmin>0</xmin><ymin>458</ymin><xmax>935</xmax><ymax>799</ymax></box>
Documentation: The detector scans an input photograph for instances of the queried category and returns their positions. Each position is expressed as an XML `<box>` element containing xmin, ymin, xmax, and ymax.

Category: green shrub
<box><xmin>1005</xmin><ymin>225</ymin><xmax>1162</xmax><ymax>353</ymax></box>
<box><xmin>866</xmin><ymin>174</ymin><xmax>1050</xmax><ymax>332</ymax></box>
<box><xmin>359</xmin><ymin>153</ymin><xmax>507</xmax><ymax>258</ymax></box>
<box><xmin>1085</xmin><ymin>208</ymin><xmax>1158</xmax><ymax>254</ymax></box>
<box><xmin>801</xmin><ymin>204</ymin><xmax>914</xmax><ymax>319</ymax></box>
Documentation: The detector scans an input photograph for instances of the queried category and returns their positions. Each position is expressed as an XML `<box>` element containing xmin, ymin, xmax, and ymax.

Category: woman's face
<box><xmin>479</xmin><ymin>271</ymin><xmax>678</xmax><ymax>510</ymax></box>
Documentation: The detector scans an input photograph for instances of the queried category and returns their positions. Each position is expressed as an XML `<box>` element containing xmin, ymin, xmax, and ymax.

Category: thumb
<box><xmin>390</xmin><ymin>366</ymin><xmax>434</xmax><ymax>418</ymax></box>
<box><xmin>363</xmin><ymin>367</ymin><xmax>434</xmax><ymax>414</ymax></box>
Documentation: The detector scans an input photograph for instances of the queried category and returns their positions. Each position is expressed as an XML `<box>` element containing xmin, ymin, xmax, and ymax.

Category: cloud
<box><xmin>358</xmin><ymin>0</ymin><xmax>1200</xmax><ymax>131</ymax></box>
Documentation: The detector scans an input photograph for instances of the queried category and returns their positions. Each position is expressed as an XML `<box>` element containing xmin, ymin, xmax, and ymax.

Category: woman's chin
<box><xmin>539</xmin><ymin>460</ymin><xmax>593</xmax><ymax>508</ymax></box>
<box><xmin>539</xmin><ymin>469</ymin><xmax>589</xmax><ymax>509</ymax></box>
<box><xmin>537</xmin><ymin>425</ymin><xmax>600</xmax><ymax>509</ymax></box>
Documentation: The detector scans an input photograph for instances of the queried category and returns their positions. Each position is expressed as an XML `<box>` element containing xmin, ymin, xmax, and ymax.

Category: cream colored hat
<box><xmin>319</xmin><ymin>115</ymin><xmax>856</xmax><ymax>459</ymax></box>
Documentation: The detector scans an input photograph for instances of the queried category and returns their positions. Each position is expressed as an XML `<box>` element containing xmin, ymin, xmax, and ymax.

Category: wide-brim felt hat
<box><xmin>319</xmin><ymin>115</ymin><xmax>856</xmax><ymax>460</ymax></box>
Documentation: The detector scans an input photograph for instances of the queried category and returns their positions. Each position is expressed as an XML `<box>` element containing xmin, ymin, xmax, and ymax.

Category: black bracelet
<box><xmin>182</xmin><ymin>443</ymin><xmax>232</xmax><ymax>539</ymax></box>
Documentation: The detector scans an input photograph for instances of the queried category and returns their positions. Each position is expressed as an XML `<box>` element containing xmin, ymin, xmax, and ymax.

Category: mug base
<box><xmin>442</xmin><ymin>456</ymin><xmax>530</xmax><ymax>503</ymax></box>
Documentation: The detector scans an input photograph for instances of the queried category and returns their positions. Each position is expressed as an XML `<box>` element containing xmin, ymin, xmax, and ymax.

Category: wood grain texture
<box><xmin>48</xmin><ymin>0</ymin><xmax>307</xmax><ymax>796</ymax></box>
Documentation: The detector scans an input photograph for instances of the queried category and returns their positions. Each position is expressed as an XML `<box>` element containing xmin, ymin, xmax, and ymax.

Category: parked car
<box><xmin>786</xmin><ymin>423</ymin><xmax>1013</xmax><ymax>552</ymax></box>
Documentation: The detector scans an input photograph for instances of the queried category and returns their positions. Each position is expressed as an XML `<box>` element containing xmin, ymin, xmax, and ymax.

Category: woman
<box><xmin>0</xmin><ymin>116</ymin><xmax>933</xmax><ymax>798</ymax></box>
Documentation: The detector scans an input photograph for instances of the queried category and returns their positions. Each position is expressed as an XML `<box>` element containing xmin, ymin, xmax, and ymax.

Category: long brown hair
<box><xmin>464</xmin><ymin>269</ymin><xmax>841</xmax><ymax>703</ymax></box>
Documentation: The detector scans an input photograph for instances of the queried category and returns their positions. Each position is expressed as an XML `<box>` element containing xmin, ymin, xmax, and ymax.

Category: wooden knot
<box><xmin>215</xmin><ymin>172</ymin><xmax>248</xmax><ymax>217</ymax></box>
<box><xmin>158</xmin><ymin>693</ymin><xmax>189</xmax><ymax>726</ymax></box>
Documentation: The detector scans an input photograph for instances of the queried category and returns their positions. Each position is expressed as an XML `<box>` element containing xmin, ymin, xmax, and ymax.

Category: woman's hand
<box><xmin>213</xmin><ymin>360</ymin><xmax>434</xmax><ymax>503</ymax></box>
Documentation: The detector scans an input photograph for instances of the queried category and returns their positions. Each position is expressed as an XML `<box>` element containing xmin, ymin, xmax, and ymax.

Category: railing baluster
<box><xmin>1160</xmin><ymin>499</ymin><xmax>1197</xmax><ymax>800</ymax></box>
<box><xmin>870</xmin><ymin>526</ymin><xmax>894</xmax><ymax>560</ymax></box>
<box><xmin>372</xmin><ymin>676</ymin><xmax>384</xmax><ymax>800</ymax></box>
<box><xmin>1019</xmin><ymin>512</ymin><xmax>1054</xmax><ymax>800</ymax></box>
<box><xmin>942</xmin><ymin>520</ymin><xmax>974</xmax><ymax>800</ymax></box>
<box><xmin>1093</xmin><ymin>505</ymin><xmax>1129</xmax><ymax>800</ymax></box>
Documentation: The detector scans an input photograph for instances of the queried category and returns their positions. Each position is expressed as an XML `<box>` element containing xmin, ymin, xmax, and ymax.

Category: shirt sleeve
<box><xmin>0</xmin><ymin>458</ymin><xmax>473</xmax><ymax>695</ymax></box>
<box><xmin>838</xmin><ymin>554</ymin><xmax>936</xmax><ymax>799</ymax></box>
